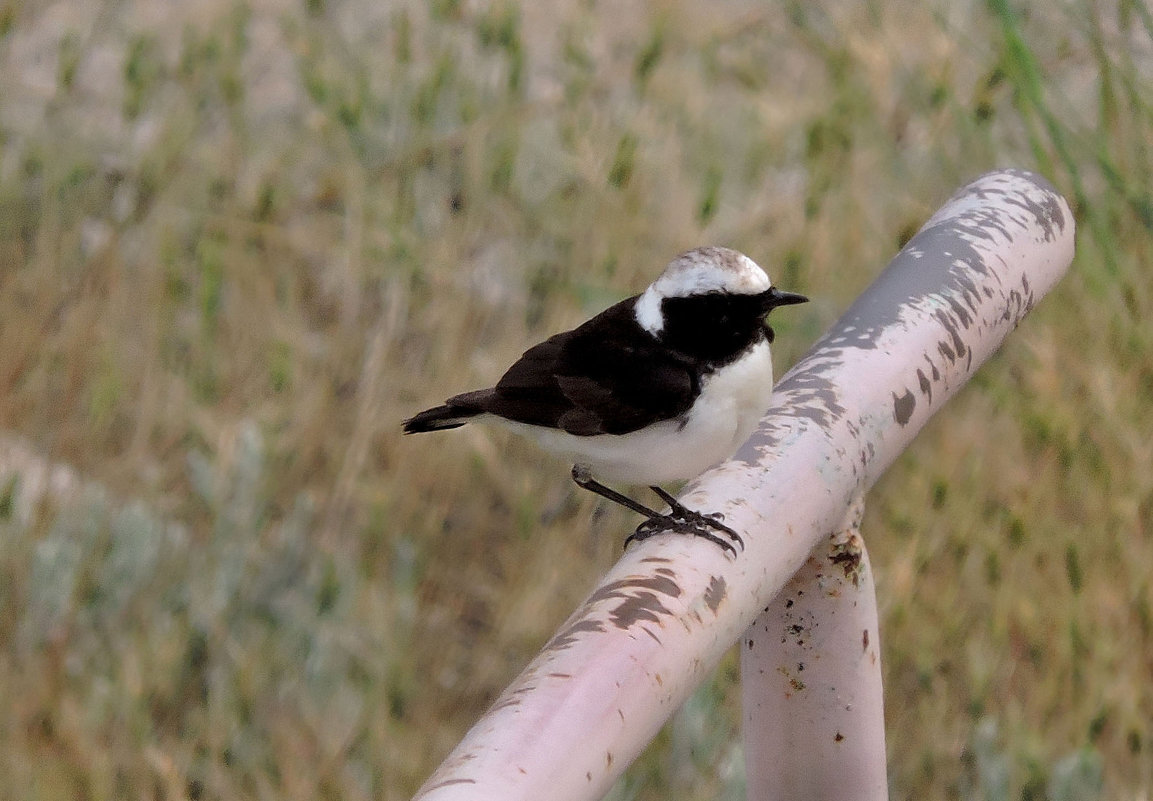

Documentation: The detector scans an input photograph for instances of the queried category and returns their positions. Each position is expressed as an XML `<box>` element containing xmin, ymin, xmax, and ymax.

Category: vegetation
<box><xmin>0</xmin><ymin>0</ymin><xmax>1150</xmax><ymax>798</ymax></box>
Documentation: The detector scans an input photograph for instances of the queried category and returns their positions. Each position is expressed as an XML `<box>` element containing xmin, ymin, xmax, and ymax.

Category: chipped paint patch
<box><xmin>916</xmin><ymin>368</ymin><xmax>932</xmax><ymax>401</ymax></box>
<box><xmin>545</xmin><ymin>618</ymin><xmax>606</xmax><ymax>652</ymax></box>
<box><xmin>892</xmin><ymin>389</ymin><xmax>915</xmax><ymax>425</ymax></box>
<box><xmin>597</xmin><ymin>573</ymin><xmax>681</xmax><ymax>625</ymax></box>
<box><xmin>703</xmin><ymin>575</ymin><xmax>727</xmax><ymax>614</ymax></box>
<box><xmin>543</xmin><ymin>571</ymin><xmax>685</xmax><ymax>655</ymax></box>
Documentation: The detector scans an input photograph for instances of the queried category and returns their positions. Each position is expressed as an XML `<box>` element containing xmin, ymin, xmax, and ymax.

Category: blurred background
<box><xmin>0</xmin><ymin>0</ymin><xmax>1150</xmax><ymax>799</ymax></box>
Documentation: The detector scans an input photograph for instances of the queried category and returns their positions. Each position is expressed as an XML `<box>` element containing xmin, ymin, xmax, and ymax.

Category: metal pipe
<box><xmin>742</xmin><ymin>496</ymin><xmax>887</xmax><ymax>800</ymax></box>
<box><xmin>412</xmin><ymin>169</ymin><xmax>1074</xmax><ymax>801</ymax></box>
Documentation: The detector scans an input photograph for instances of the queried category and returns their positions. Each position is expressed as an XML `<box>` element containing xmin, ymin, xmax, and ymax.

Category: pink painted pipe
<box><xmin>413</xmin><ymin>169</ymin><xmax>1074</xmax><ymax>801</ymax></box>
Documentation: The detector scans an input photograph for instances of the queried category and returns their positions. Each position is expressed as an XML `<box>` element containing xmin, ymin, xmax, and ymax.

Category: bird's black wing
<box><xmin>447</xmin><ymin>298</ymin><xmax>699</xmax><ymax>436</ymax></box>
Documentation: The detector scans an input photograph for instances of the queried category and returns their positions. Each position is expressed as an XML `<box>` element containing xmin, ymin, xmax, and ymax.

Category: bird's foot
<box><xmin>625</xmin><ymin>493</ymin><xmax>744</xmax><ymax>556</ymax></box>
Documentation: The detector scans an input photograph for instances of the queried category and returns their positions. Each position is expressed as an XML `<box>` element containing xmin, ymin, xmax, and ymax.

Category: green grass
<box><xmin>1</xmin><ymin>1</ymin><xmax>1151</xmax><ymax>799</ymax></box>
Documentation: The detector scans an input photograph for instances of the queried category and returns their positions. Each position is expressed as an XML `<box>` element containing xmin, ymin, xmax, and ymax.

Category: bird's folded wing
<box><xmin>452</xmin><ymin>323</ymin><xmax>698</xmax><ymax>437</ymax></box>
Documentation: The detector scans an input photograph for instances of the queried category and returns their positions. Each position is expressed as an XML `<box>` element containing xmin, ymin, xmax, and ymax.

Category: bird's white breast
<box><xmin>497</xmin><ymin>340</ymin><xmax>775</xmax><ymax>485</ymax></box>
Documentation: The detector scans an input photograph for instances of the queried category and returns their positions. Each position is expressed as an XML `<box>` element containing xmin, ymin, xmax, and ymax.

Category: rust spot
<box><xmin>834</xmin><ymin>732</ymin><xmax>845</xmax><ymax>743</ymax></box>
<box><xmin>862</xmin><ymin>629</ymin><xmax>869</xmax><ymax>651</ymax></box>
<box><xmin>703</xmin><ymin>575</ymin><xmax>727</xmax><ymax>614</ymax></box>
<box><xmin>829</xmin><ymin>540</ymin><xmax>864</xmax><ymax>587</ymax></box>
<box><xmin>892</xmin><ymin>388</ymin><xmax>916</xmax><ymax>425</ymax></box>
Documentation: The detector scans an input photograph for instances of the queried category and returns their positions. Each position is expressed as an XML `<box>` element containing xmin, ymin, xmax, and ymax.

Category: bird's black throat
<box><xmin>657</xmin><ymin>292</ymin><xmax>775</xmax><ymax>367</ymax></box>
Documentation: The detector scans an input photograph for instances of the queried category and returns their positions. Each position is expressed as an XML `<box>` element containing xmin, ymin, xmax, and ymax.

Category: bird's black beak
<box><xmin>761</xmin><ymin>287</ymin><xmax>809</xmax><ymax>312</ymax></box>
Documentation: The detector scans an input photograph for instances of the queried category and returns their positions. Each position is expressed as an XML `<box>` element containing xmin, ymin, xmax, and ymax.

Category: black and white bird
<box><xmin>402</xmin><ymin>246</ymin><xmax>807</xmax><ymax>554</ymax></box>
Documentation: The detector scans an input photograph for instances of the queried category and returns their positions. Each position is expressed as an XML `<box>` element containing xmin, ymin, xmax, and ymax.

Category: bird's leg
<box><xmin>570</xmin><ymin>466</ymin><xmax>742</xmax><ymax>556</ymax></box>
<box><xmin>570</xmin><ymin>465</ymin><xmax>663</xmax><ymax>518</ymax></box>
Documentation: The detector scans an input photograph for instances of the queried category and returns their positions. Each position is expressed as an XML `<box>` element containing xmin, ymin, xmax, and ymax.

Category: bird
<box><xmin>402</xmin><ymin>246</ymin><xmax>808</xmax><ymax>555</ymax></box>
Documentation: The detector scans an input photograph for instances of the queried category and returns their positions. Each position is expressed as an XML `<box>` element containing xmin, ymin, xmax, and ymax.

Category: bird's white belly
<box><xmin>499</xmin><ymin>340</ymin><xmax>775</xmax><ymax>485</ymax></box>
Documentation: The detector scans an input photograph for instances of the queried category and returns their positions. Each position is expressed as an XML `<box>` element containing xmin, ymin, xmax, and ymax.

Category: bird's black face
<box><xmin>658</xmin><ymin>287</ymin><xmax>807</xmax><ymax>365</ymax></box>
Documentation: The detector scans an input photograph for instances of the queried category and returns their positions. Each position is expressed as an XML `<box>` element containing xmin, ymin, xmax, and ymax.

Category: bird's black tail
<box><xmin>404</xmin><ymin>389</ymin><xmax>495</xmax><ymax>433</ymax></box>
<box><xmin>398</xmin><ymin>407</ymin><xmax>465</xmax><ymax>433</ymax></box>
<box><xmin>402</xmin><ymin>403</ymin><xmax>481</xmax><ymax>433</ymax></box>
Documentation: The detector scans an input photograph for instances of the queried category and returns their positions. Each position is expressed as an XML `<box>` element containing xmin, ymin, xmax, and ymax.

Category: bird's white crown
<box><xmin>635</xmin><ymin>246</ymin><xmax>771</xmax><ymax>334</ymax></box>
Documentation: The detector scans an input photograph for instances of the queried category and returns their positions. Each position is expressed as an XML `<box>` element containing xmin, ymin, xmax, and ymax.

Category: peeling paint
<box><xmin>489</xmin><ymin>684</ymin><xmax>538</xmax><ymax>714</ymax></box>
<box><xmin>703</xmin><ymin>575</ymin><xmax>727</xmax><ymax>614</ymax></box>
<box><xmin>916</xmin><ymin>369</ymin><xmax>931</xmax><ymax>401</ymax></box>
<box><xmin>608</xmin><ymin>591</ymin><xmax>670</xmax><ymax>628</ymax></box>
<box><xmin>743</xmin><ymin>171</ymin><xmax>1067</xmax><ymax>491</ymax></box>
<box><xmin>544</xmin><ymin>573</ymin><xmax>687</xmax><ymax>646</ymax></box>
<box><xmin>545</xmin><ymin>618</ymin><xmax>606</xmax><ymax>652</ymax></box>
<box><xmin>892</xmin><ymin>389</ymin><xmax>915</xmax><ymax>425</ymax></box>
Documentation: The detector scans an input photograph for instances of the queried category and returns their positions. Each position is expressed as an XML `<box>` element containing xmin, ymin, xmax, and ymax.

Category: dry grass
<box><xmin>1</xmin><ymin>0</ymin><xmax>1151</xmax><ymax>798</ymax></box>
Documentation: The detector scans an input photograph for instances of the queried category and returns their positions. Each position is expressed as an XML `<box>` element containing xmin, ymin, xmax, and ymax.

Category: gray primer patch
<box><xmin>545</xmin><ymin>618</ymin><xmax>606</xmax><ymax>653</ymax></box>
<box><xmin>703</xmin><ymin>575</ymin><xmax>727</xmax><ymax>614</ymax></box>
<box><xmin>748</xmin><ymin>169</ymin><xmax>1059</xmax><ymax>459</ymax></box>
<box><xmin>892</xmin><ymin>389</ymin><xmax>916</xmax><ymax>425</ymax></box>
<box><xmin>544</xmin><ymin>571</ymin><xmax>685</xmax><ymax>652</ymax></box>
<box><xmin>916</xmin><ymin>368</ymin><xmax>932</xmax><ymax>401</ymax></box>
<box><xmin>595</xmin><ymin>574</ymin><xmax>682</xmax><ymax>629</ymax></box>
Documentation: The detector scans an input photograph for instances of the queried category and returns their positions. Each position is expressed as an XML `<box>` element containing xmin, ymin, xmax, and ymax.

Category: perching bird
<box><xmin>403</xmin><ymin>246</ymin><xmax>807</xmax><ymax>554</ymax></box>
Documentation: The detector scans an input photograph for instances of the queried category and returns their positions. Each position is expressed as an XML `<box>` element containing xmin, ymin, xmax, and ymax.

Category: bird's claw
<box><xmin>626</xmin><ymin>507</ymin><xmax>744</xmax><ymax>556</ymax></box>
